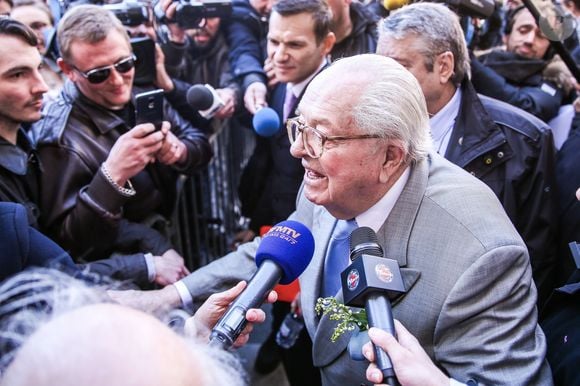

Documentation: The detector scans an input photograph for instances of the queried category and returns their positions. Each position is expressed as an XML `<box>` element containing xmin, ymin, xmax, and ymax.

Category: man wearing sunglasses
<box><xmin>31</xmin><ymin>5</ymin><xmax>212</xmax><ymax>280</ymax></box>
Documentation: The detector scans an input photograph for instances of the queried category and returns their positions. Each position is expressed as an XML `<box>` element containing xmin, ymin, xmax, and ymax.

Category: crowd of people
<box><xmin>0</xmin><ymin>0</ymin><xmax>578</xmax><ymax>384</ymax></box>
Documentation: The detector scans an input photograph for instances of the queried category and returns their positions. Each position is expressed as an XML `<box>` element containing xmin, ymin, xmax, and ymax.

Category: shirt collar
<box><xmin>355</xmin><ymin>166</ymin><xmax>411</xmax><ymax>232</ymax></box>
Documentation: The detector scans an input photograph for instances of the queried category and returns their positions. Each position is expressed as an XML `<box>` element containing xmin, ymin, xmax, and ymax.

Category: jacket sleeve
<box><xmin>471</xmin><ymin>56</ymin><xmax>563</xmax><ymax>122</ymax></box>
<box><xmin>179</xmin><ymin>237</ymin><xmax>260</xmax><ymax>301</ymax></box>
<box><xmin>513</xmin><ymin>129</ymin><xmax>559</xmax><ymax>308</ymax></box>
<box><xmin>38</xmin><ymin>144</ymin><xmax>127</xmax><ymax>257</ymax></box>
<box><xmin>79</xmin><ymin>253</ymin><xmax>149</xmax><ymax>286</ymax></box>
<box><xmin>435</xmin><ymin>245</ymin><xmax>552</xmax><ymax>385</ymax></box>
<box><xmin>224</xmin><ymin>14</ymin><xmax>267</xmax><ymax>91</ymax></box>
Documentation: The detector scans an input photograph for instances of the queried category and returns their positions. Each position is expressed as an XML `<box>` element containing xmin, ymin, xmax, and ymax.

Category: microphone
<box><xmin>209</xmin><ymin>220</ymin><xmax>315</xmax><ymax>350</ymax></box>
<box><xmin>252</xmin><ymin>107</ymin><xmax>281</xmax><ymax>137</ymax></box>
<box><xmin>341</xmin><ymin>227</ymin><xmax>406</xmax><ymax>386</ymax></box>
<box><xmin>186</xmin><ymin>84</ymin><xmax>224</xmax><ymax>119</ymax></box>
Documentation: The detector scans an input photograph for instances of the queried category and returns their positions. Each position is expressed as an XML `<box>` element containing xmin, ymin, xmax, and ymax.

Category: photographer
<box><xmin>31</xmin><ymin>5</ymin><xmax>212</xmax><ymax>277</ymax></box>
<box><xmin>154</xmin><ymin>0</ymin><xmax>240</xmax><ymax>130</ymax></box>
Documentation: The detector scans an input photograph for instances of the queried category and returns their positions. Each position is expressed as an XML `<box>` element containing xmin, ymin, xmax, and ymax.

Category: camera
<box><xmin>104</xmin><ymin>1</ymin><xmax>150</xmax><ymax>27</ymax></box>
<box><xmin>434</xmin><ymin>0</ymin><xmax>494</xmax><ymax>19</ymax></box>
<box><xmin>154</xmin><ymin>0</ymin><xmax>232</xmax><ymax>29</ymax></box>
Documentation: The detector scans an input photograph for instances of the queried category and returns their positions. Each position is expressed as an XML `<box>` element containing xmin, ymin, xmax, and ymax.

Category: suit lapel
<box><xmin>309</xmin><ymin>156</ymin><xmax>431</xmax><ymax>366</ymax></box>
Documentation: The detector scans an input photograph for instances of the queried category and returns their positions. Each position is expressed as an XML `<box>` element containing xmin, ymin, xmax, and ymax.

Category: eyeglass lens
<box><xmin>85</xmin><ymin>56</ymin><xmax>136</xmax><ymax>84</ymax></box>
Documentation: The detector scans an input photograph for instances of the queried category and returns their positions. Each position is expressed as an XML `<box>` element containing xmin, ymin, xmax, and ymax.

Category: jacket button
<box><xmin>497</xmin><ymin>151</ymin><xmax>504</xmax><ymax>158</ymax></box>
<box><xmin>484</xmin><ymin>157</ymin><xmax>493</xmax><ymax>165</ymax></box>
<box><xmin>458</xmin><ymin>136</ymin><xmax>463</xmax><ymax>145</ymax></box>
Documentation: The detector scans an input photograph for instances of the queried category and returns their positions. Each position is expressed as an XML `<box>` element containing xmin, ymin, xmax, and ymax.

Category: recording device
<box><xmin>252</xmin><ymin>107</ymin><xmax>280</xmax><ymax>137</ymax></box>
<box><xmin>186</xmin><ymin>84</ymin><xmax>224</xmax><ymax>119</ymax></box>
<box><xmin>104</xmin><ymin>0</ymin><xmax>150</xmax><ymax>26</ymax></box>
<box><xmin>135</xmin><ymin>89</ymin><xmax>165</xmax><ymax>130</ymax></box>
<box><xmin>154</xmin><ymin>0</ymin><xmax>232</xmax><ymax>29</ymax></box>
<box><xmin>131</xmin><ymin>36</ymin><xmax>157</xmax><ymax>86</ymax></box>
<box><xmin>209</xmin><ymin>220</ymin><xmax>315</xmax><ymax>350</ymax></box>
<box><xmin>342</xmin><ymin>227</ymin><xmax>406</xmax><ymax>386</ymax></box>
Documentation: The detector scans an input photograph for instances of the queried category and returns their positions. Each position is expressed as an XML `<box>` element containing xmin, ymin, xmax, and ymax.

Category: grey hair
<box><xmin>0</xmin><ymin>269</ymin><xmax>110</xmax><ymax>373</ymax></box>
<box><xmin>329</xmin><ymin>54</ymin><xmax>431</xmax><ymax>164</ymax></box>
<box><xmin>380</xmin><ymin>2</ymin><xmax>470</xmax><ymax>86</ymax></box>
<box><xmin>0</xmin><ymin>269</ymin><xmax>247</xmax><ymax>386</ymax></box>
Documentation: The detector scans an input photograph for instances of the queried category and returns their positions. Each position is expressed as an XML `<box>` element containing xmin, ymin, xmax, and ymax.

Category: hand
<box><xmin>186</xmin><ymin>281</ymin><xmax>278</xmax><ymax>347</ymax></box>
<box><xmin>213</xmin><ymin>88</ymin><xmax>237</xmax><ymax>119</ymax></box>
<box><xmin>154</xmin><ymin>43</ymin><xmax>174</xmax><ymax>92</ymax></box>
<box><xmin>104</xmin><ymin>123</ymin><xmax>165</xmax><ymax>186</ymax></box>
<box><xmin>230</xmin><ymin>229</ymin><xmax>256</xmax><ymax>251</ymax></box>
<box><xmin>264</xmin><ymin>57</ymin><xmax>278</xmax><ymax>89</ymax></box>
<box><xmin>363</xmin><ymin>322</ymin><xmax>450</xmax><ymax>386</ymax></box>
<box><xmin>243</xmin><ymin>81</ymin><xmax>267</xmax><ymax>115</ymax></box>
<box><xmin>153</xmin><ymin>249</ymin><xmax>190</xmax><ymax>286</ymax></box>
<box><xmin>155</xmin><ymin>124</ymin><xmax>188</xmax><ymax>165</ymax></box>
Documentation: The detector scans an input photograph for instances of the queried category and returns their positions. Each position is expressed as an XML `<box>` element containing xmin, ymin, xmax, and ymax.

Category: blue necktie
<box><xmin>322</xmin><ymin>219</ymin><xmax>358</xmax><ymax>297</ymax></box>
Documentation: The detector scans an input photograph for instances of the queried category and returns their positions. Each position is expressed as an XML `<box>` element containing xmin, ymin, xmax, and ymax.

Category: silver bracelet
<box><xmin>100</xmin><ymin>163</ymin><xmax>136</xmax><ymax>197</ymax></box>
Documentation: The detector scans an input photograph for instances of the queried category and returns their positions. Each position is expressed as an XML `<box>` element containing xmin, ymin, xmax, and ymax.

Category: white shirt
<box><xmin>429</xmin><ymin>87</ymin><xmax>462</xmax><ymax>156</ymax></box>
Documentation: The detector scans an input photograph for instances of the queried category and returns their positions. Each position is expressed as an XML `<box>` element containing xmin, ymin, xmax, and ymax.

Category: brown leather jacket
<box><xmin>31</xmin><ymin>81</ymin><xmax>212</xmax><ymax>261</ymax></box>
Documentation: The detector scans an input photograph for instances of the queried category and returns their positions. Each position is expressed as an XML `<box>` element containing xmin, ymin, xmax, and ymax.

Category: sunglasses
<box><xmin>72</xmin><ymin>54</ymin><xmax>137</xmax><ymax>84</ymax></box>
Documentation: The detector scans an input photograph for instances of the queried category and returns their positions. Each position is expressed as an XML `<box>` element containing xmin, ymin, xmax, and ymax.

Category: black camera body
<box><xmin>104</xmin><ymin>1</ymin><xmax>150</xmax><ymax>27</ymax></box>
<box><xmin>156</xmin><ymin>0</ymin><xmax>232</xmax><ymax>29</ymax></box>
<box><xmin>434</xmin><ymin>0</ymin><xmax>494</xmax><ymax>19</ymax></box>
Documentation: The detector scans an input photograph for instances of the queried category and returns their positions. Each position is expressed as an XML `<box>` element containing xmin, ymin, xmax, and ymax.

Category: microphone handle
<box><xmin>209</xmin><ymin>260</ymin><xmax>282</xmax><ymax>350</ymax></box>
<box><xmin>366</xmin><ymin>292</ymin><xmax>400</xmax><ymax>386</ymax></box>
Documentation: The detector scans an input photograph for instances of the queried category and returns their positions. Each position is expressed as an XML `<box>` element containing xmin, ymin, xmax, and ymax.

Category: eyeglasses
<box><xmin>286</xmin><ymin>117</ymin><xmax>382</xmax><ymax>159</ymax></box>
<box><xmin>72</xmin><ymin>54</ymin><xmax>137</xmax><ymax>84</ymax></box>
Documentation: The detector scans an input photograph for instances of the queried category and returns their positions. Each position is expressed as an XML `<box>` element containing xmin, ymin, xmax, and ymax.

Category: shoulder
<box><xmin>422</xmin><ymin>154</ymin><xmax>524</xmax><ymax>248</ymax></box>
<box><xmin>479</xmin><ymin>94</ymin><xmax>550</xmax><ymax>142</ymax></box>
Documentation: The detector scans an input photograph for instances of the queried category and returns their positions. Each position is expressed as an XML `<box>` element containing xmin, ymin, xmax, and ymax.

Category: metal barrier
<box><xmin>171</xmin><ymin>119</ymin><xmax>256</xmax><ymax>270</ymax></box>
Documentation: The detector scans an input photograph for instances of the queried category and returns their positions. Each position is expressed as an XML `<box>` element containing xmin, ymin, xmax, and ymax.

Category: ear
<box><xmin>436</xmin><ymin>51</ymin><xmax>455</xmax><ymax>84</ymax></box>
<box><xmin>322</xmin><ymin>32</ymin><xmax>336</xmax><ymax>55</ymax></box>
<box><xmin>57</xmin><ymin>58</ymin><xmax>76</xmax><ymax>81</ymax></box>
<box><xmin>379</xmin><ymin>143</ymin><xmax>405</xmax><ymax>184</ymax></box>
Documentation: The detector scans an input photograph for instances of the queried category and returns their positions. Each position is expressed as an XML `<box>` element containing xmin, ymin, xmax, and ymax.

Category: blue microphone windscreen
<box><xmin>255</xmin><ymin>220</ymin><xmax>315</xmax><ymax>284</ymax></box>
<box><xmin>253</xmin><ymin>107</ymin><xmax>281</xmax><ymax>137</ymax></box>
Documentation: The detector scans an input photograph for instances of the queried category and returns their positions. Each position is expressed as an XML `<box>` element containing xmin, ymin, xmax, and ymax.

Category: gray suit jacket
<box><xmin>182</xmin><ymin>152</ymin><xmax>552</xmax><ymax>385</ymax></box>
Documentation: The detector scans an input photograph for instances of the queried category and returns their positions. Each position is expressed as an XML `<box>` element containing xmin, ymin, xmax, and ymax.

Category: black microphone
<box><xmin>209</xmin><ymin>220</ymin><xmax>315</xmax><ymax>350</ymax></box>
<box><xmin>186</xmin><ymin>84</ymin><xmax>224</xmax><ymax>119</ymax></box>
<box><xmin>341</xmin><ymin>227</ymin><xmax>406</xmax><ymax>386</ymax></box>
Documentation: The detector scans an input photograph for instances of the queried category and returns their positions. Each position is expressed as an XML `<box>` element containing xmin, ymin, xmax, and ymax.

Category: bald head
<box><xmin>1</xmin><ymin>303</ymin><xmax>239</xmax><ymax>386</ymax></box>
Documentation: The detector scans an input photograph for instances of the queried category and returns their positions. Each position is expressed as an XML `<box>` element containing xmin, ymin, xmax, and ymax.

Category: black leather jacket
<box><xmin>447</xmin><ymin>80</ymin><xmax>559</xmax><ymax>307</ymax></box>
<box><xmin>31</xmin><ymin>81</ymin><xmax>212</xmax><ymax>261</ymax></box>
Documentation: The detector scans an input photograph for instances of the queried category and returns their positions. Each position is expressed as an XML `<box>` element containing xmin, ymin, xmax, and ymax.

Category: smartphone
<box><xmin>135</xmin><ymin>89</ymin><xmax>164</xmax><ymax>131</ymax></box>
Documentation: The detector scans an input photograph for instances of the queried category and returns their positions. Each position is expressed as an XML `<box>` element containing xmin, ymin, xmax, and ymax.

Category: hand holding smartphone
<box><xmin>135</xmin><ymin>89</ymin><xmax>164</xmax><ymax>131</ymax></box>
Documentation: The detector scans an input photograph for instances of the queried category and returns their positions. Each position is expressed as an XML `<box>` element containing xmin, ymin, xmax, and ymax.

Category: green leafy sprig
<box><xmin>315</xmin><ymin>297</ymin><xmax>368</xmax><ymax>342</ymax></box>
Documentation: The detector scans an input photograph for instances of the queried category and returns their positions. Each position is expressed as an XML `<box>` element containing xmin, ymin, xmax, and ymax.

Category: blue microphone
<box><xmin>209</xmin><ymin>220</ymin><xmax>314</xmax><ymax>349</ymax></box>
<box><xmin>253</xmin><ymin>107</ymin><xmax>281</xmax><ymax>137</ymax></box>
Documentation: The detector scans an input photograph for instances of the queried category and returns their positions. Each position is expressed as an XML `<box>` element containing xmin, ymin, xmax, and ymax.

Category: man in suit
<box><xmin>376</xmin><ymin>2</ymin><xmax>558</xmax><ymax>309</ymax></box>
<box><xmin>116</xmin><ymin>54</ymin><xmax>551</xmax><ymax>385</ymax></box>
<box><xmin>235</xmin><ymin>0</ymin><xmax>334</xmax><ymax>381</ymax></box>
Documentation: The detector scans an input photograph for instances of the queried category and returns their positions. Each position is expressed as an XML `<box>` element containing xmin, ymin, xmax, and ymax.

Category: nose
<box><xmin>108</xmin><ymin>66</ymin><xmax>126</xmax><ymax>86</ymax></box>
<box><xmin>522</xmin><ymin>29</ymin><xmax>536</xmax><ymax>44</ymax></box>
<box><xmin>273</xmin><ymin>44</ymin><xmax>288</xmax><ymax>62</ymax></box>
<box><xmin>289</xmin><ymin>133</ymin><xmax>306</xmax><ymax>159</ymax></box>
<box><xmin>32</xmin><ymin>70</ymin><xmax>49</xmax><ymax>95</ymax></box>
